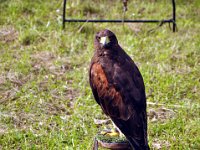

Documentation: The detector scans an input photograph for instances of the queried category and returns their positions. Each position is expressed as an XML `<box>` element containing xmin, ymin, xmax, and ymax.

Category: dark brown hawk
<box><xmin>89</xmin><ymin>29</ymin><xmax>150</xmax><ymax>150</ymax></box>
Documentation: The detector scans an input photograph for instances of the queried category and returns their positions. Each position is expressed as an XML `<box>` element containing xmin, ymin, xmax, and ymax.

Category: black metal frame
<box><xmin>63</xmin><ymin>0</ymin><xmax>176</xmax><ymax>32</ymax></box>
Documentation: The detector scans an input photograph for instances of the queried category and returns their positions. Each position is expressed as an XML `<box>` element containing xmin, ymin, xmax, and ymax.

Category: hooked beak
<box><xmin>100</xmin><ymin>36</ymin><xmax>110</xmax><ymax>46</ymax></box>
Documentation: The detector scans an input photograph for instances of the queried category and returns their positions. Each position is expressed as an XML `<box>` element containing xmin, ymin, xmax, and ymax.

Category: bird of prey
<box><xmin>89</xmin><ymin>29</ymin><xmax>150</xmax><ymax>150</ymax></box>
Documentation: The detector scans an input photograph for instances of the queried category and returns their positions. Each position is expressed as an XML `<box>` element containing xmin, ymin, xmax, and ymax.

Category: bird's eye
<box><xmin>96</xmin><ymin>36</ymin><xmax>100</xmax><ymax>41</ymax></box>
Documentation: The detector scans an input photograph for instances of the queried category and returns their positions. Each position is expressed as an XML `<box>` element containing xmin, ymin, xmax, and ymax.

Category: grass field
<box><xmin>0</xmin><ymin>0</ymin><xmax>200</xmax><ymax>149</ymax></box>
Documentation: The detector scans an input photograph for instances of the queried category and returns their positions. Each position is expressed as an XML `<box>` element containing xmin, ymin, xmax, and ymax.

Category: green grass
<box><xmin>96</xmin><ymin>134</ymin><xmax>127</xmax><ymax>144</ymax></box>
<box><xmin>0</xmin><ymin>0</ymin><xmax>200</xmax><ymax>149</ymax></box>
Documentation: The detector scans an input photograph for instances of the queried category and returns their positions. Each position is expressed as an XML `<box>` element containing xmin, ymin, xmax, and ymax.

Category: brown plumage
<box><xmin>89</xmin><ymin>29</ymin><xmax>149</xmax><ymax>150</ymax></box>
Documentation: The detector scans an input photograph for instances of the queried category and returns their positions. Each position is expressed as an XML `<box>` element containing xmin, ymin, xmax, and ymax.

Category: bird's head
<box><xmin>95</xmin><ymin>29</ymin><xmax>118</xmax><ymax>49</ymax></box>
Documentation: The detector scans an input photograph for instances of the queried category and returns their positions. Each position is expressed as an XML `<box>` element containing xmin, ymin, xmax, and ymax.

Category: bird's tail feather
<box><xmin>111</xmin><ymin>110</ymin><xmax>150</xmax><ymax>150</ymax></box>
<box><xmin>126</xmin><ymin>136</ymin><xmax>150</xmax><ymax>150</ymax></box>
<box><xmin>126</xmin><ymin>110</ymin><xmax>150</xmax><ymax>150</ymax></box>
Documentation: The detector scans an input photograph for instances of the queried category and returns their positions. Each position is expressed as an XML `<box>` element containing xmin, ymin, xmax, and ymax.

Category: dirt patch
<box><xmin>0</xmin><ymin>111</ymin><xmax>36</xmax><ymax>130</ymax></box>
<box><xmin>31</xmin><ymin>51</ymin><xmax>72</xmax><ymax>76</ymax></box>
<box><xmin>11</xmin><ymin>112</ymin><xmax>36</xmax><ymax>129</ymax></box>
<box><xmin>6</xmin><ymin>72</ymin><xmax>31</xmax><ymax>86</ymax></box>
<box><xmin>127</xmin><ymin>23</ymin><xmax>143</xmax><ymax>34</ymax></box>
<box><xmin>0</xmin><ymin>108</ymin><xmax>70</xmax><ymax>134</ymax></box>
<box><xmin>0</xmin><ymin>89</ymin><xmax>18</xmax><ymax>104</ymax></box>
<box><xmin>51</xmin><ymin>87</ymin><xmax>78</xmax><ymax>101</ymax></box>
<box><xmin>0</xmin><ymin>72</ymin><xmax>32</xmax><ymax>104</ymax></box>
<box><xmin>31</xmin><ymin>51</ymin><xmax>56</xmax><ymax>73</ymax></box>
<box><xmin>0</xmin><ymin>123</ymin><xmax>8</xmax><ymax>135</ymax></box>
<box><xmin>31</xmin><ymin>51</ymin><xmax>55</xmax><ymax>62</ymax></box>
<box><xmin>0</xmin><ymin>111</ymin><xmax>56</xmax><ymax>135</ymax></box>
<box><xmin>148</xmin><ymin>107</ymin><xmax>175</xmax><ymax>122</ymax></box>
<box><xmin>41</xmin><ymin>102</ymin><xmax>69</xmax><ymax>116</ymax></box>
<box><xmin>36</xmin><ymin>87</ymin><xmax>79</xmax><ymax>116</ymax></box>
<box><xmin>0</xmin><ymin>26</ymin><xmax>18</xmax><ymax>43</ymax></box>
<box><xmin>0</xmin><ymin>75</ymin><xmax>6</xmax><ymax>85</ymax></box>
<box><xmin>152</xmin><ymin>138</ymin><xmax>170</xmax><ymax>149</ymax></box>
<box><xmin>94</xmin><ymin>118</ymin><xmax>111</xmax><ymax>126</ymax></box>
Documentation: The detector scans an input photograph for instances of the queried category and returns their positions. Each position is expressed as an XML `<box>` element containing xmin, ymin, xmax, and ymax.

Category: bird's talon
<box><xmin>100</xmin><ymin>129</ymin><xmax>120</xmax><ymax>137</ymax></box>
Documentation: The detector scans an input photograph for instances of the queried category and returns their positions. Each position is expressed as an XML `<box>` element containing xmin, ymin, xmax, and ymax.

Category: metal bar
<box><xmin>64</xmin><ymin>19</ymin><xmax>173</xmax><ymax>23</ymax></box>
<box><xmin>172</xmin><ymin>0</ymin><xmax>176</xmax><ymax>32</ymax></box>
<box><xmin>63</xmin><ymin>0</ymin><xmax>177</xmax><ymax>32</ymax></box>
<box><xmin>63</xmin><ymin>0</ymin><xmax>67</xmax><ymax>29</ymax></box>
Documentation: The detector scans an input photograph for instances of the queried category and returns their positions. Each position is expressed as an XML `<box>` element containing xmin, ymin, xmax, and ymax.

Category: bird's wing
<box><xmin>89</xmin><ymin>62</ymin><xmax>101</xmax><ymax>105</ymax></box>
<box><xmin>102</xmin><ymin>49</ymin><xmax>146</xmax><ymax>119</ymax></box>
<box><xmin>90</xmin><ymin>62</ymin><xmax>130</xmax><ymax>119</ymax></box>
<box><xmin>100</xmin><ymin>53</ymin><xmax>149</xmax><ymax>149</ymax></box>
<box><xmin>89</xmin><ymin>45</ymin><xmax>146</xmax><ymax>121</ymax></box>
<box><xmin>111</xmin><ymin>55</ymin><xmax>146</xmax><ymax>109</ymax></box>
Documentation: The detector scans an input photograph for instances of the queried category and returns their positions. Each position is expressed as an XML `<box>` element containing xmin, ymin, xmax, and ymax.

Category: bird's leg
<box><xmin>112</xmin><ymin>121</ymin><xmax>124</xmax><ymax>138</ymax></box>
<box><xmin>100</xmin><ymin>128</ymin><xmax>119</xmax><ymax>137</ymax></box>
<box><xmin>100</xmin><ymin>121</ymin><xmax>123</xmax><ymax>137</ymax></box>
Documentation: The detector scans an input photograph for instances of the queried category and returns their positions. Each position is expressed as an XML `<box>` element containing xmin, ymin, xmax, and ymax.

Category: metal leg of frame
<box><xmin>172</xmin><ymin>0</ymin><xmax>176</xmax><ymax>32</ymax></box>
<box><xmin>63</xmin><ymin>0</ymin><xmax>67</xmax><ymax>29</ymax></box>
